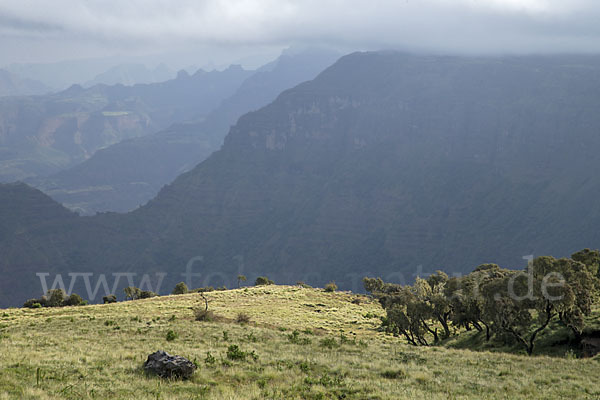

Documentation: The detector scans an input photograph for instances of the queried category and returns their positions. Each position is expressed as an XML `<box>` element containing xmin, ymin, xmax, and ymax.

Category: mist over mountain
<box><xmin>0</xmin><ymin>69</ymin><xmax>51</xmax><ymax>97</ymax></box>
<box><xmin>6</xmin><ymin>59</ymin><xmax>135</xmax><ymax>91</ymax></box>
<box><xmin>0</xmin><ymin>65</ymin><xmax>253</xmax><ymax>182</ymax></box>
<box><xmin>29</xmin><ymin>48</ymin><xmax>341</xmax><ymax>214</ymax></box>
<box><xmin>83</xmin><ymin>63</ymin><xmax>175</xmax><ymax>87</ymax></box>
<box><xmin>1</xmin><ymin>52</ymin><xmax>600</xmax><ymax>307</ymax></box>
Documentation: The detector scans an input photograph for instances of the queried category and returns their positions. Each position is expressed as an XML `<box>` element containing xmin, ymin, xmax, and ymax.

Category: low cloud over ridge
<box><xmin>1</xmin><ymin>0</ymin><xmax>600</xmax><ymax>64</ymax></box>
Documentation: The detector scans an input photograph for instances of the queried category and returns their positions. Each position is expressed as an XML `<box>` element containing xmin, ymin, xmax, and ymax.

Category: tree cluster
<box><xmin>364</xmin><ymin>249</ymin><xmax>600</xmax><ymax>355</ymax></box>
<box><xmin>124</xmin><ymin>286</ymin><xmax>157</xmax><ymax>300</ymax></box>
<box><xmin>23</xmin><ymin>289</ymin><xmax>86</xmax><ymax>308</ymax></box>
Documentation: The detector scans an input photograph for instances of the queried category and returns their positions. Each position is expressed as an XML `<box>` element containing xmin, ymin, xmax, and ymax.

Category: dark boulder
<box><xmin>144</xmin><ymin>350</ymin><xmax>196</xmax><ymax>379</ymax></box>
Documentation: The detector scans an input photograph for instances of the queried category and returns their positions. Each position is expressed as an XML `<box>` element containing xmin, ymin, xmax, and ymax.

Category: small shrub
<box><xmin>245</xmin><ymin>332</ymin><xmax>258</xmax><ymax>342</ymax></box>
<box><xmin>226</xmin><ymin>345</ymin><xmax>247</xmax><ymax>361</ymax></box>
<box><xmin>205</xmin><ymin>352</ymin><xmax>216</xmax><ymax>366</ymax></box>
<box><xmin>255</xmin><ymin>276</ymin><xmax>274</xmax><ymax>286</ymax></box>
<box><xmin>139</xmin><ymin>290</ymin><xmax>157</xmax><ymax>299</ymax></box>
<box><xmin>221</xmin><ymin>359</ymin><xmax>233</xmax><ymax>367</ymax></box>
<box><xmin>296</xmin><ymin>281</ymin><xmax>312</xmax><ymax>288</ymax></box>
<box><xmin>414</xmin><ymin>373</ymin><xmax>430</xmax><ymax>385</ymax></box>
<box><xmin>298</xmin><ymin>361</ymin><xmax>310</xmax><ymax>373</ymax></box>
<box><xmin>319</xmin><ymin>337</ymin><xmax>339</xmax><ymax>349</ymax></box>
<box><xmin>324</xmin><ymin>282</ymin><xmax>337</xmax><ymax>292</ymax></box>
<box><xmin>381</xmin><ymin>369</ymin><xmax>407</xmax><ymax>379</ymax></box>
<box><xmin>236</xmin><ymin>313</ymin><xmax>251</xmax><ymax>324</ymax></box>
<box><xmin>166</xmin><ymin>330</ymin><xmax>178</xmax><ymax>341</ymax></box>
<box><xmin>351</xmin><ymin>298</ymin><xmax>361</xmax><ymax>305</ymax></box>
<box><xmin>23</xmin><ymin>299</ymin><xmax>42</xmax><ymax>308</ymax></box>
<box><xmin>222</xmin><ymin>330</ymin><xmax>229</xmax><ymax>341</ymax></box>
<box><xmin>248</xmin><ymin>350</ymin><xmax>259</xmax><ymax>361</ymax></box>
<box><xmin>168</xmin><ymin>315</ymin><xmax>176</xmax><ymax>322</ymax></box>
<box><xmin>172</xmin><ymin>282</ymin><xmax>189</xmax><ymax>295</ymax></box>
<box><xmin>103</xmin><ymin>294</ymin><xmax>117</xmax><ymax>304</ymax></box>
<box><xmin>304</xmin><ymin>373</ymin><xmax>343</xmax><ymax>388</ymax></box>
<box><xmin>194</xmin><ymin>308</ymin><xmax>218</xmax><ymax>322</ymax></box>
<box><xmin>288</xmin><ymin>330</ymin><xmax>312</xmax><ymax>345</ymax></box>
<box><xmin>229</xmin><ymin>345</ymin><xmax>258</xmax><ymax>362</ymax></box>
<box><xmin>64</xmin><ymin>293</ymin><xmax>84</xmax><ymax>306</ymax></box>
<box><xmin>339</xmin><ymin>333</ymin><xmax>354</xmax><ymax>345</ymax></box>
<box><xmin>191</xmin><ymin>287</ymin><xmax>214</xmax><ymax>293</ymax></box>
<box><xmin>104</xmin><ymin>320</ymin><xmax>116</xmax><ymax>326</ymax></box>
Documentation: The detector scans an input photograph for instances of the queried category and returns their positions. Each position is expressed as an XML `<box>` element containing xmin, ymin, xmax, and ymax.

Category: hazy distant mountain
<box><xmin>28</xmin><ymin>122</ymin><xmax>214</xmax><ymax>214</ymax></box>
<box><xmin>30</xmin><ymin>48</ymin><xmax>341</xmax><ymax>214</ymax></box>
<box><xmin>7</xmin><ymin>59</ymin><xmax>124</xmax><ymax>91</ymax></box>
<box><xmin>0</xmin><ymin>69</ymin><xmax>51</xmax><ymax>97</ymax></box>
<box><xmin>0</xmin><ymin>65</ymin><xmax>253</xmax><ymax>182</ymax></box>
<box><xmin>83</xmin><ymin>63</ymin><xmax>175</xmax><ymax>87</ymax></box>
<box><xmin>2</xmin><ymin>52</ymin><xmax>600</xmax><ymax>307</ymax></box>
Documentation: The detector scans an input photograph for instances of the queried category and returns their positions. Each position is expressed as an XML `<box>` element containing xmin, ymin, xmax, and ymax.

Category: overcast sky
<box><xmin>1</xmin><ymin>0</ymin><xmax>600</xmax><ymax>67</ymax></box>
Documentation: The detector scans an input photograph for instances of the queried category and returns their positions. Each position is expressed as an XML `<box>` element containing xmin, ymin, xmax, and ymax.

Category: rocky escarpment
<box><xmin>2</xmin><ymin>52</ymin><xmax>600</xmax><ymax>307</ymax></box>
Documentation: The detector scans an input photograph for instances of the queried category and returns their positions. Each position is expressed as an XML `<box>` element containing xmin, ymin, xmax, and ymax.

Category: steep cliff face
<box><xmin>2</xmin><ymin>52</ymin><xmax>600</xmax><ymax>307</ymax></box>
<box><xmin>134</xmin><ymin>52</ymin><xmax>600</xmax><ymax>285</ymax></box>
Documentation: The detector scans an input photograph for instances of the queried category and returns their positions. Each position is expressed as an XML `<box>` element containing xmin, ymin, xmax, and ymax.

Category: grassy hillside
<box><xmin>1</xmin><ymin>285</ymin><xmax>599</xmax><ymax>399</ymax></box>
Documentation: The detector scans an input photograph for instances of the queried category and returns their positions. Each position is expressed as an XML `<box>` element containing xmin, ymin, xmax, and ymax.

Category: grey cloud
<box><xmin>1</xmin><ymin>0</ymin><xmax>600</xmax><ymax>64</ymax></box>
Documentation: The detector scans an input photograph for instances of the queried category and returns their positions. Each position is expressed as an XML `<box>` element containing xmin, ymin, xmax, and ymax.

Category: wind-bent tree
<box><xmin>445</xmin><ymin>264</ymin><xmax>509</xmax><ymax>341</ymax></box>
<box><xmin>572</xmin><ymin>248</ymin><xmax>600</xmax><ymax>280</ymax></box>
<box><xmin>364</xmin><ymin>277</ymin><xmax>439</xmax><ymax>345</ymax></box>
<box><xmin>426</xmin><ymin>271</ymin><xmax>452</xmax><ymax>339</ymax></box>
<box><xmin>482</xmin><ymin>256</ymin><xmax>596</xmax><ymax>355</ymax></box>
<box><xmin>364</xmin><ymin>249</ymin><xmax>599</xmax><ymax>353</ymax></box>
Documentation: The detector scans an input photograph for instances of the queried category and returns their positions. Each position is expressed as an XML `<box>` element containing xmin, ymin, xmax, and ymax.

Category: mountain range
<box><xmin>0</xmin><ymin>66</ymin><xmax>253</xmax><ymax>182</ymax></box>
<box><xmin>27</xmin><ymin>48</ymin><xmax>341</xmax><ymax>214</ymax></box>
<box><xmin>1</xmin><ymin>52</ymin><xmax>600</xmax><ymax>307</ymax></box>
<box><xmin>83</xmin><ymin>63</ymin><xmax>175</xmax><ymax>87</ymax></box>
<box><xmin>0</xmin><ymin>69</ymin><xmax>51</xmax><ymax>97</ymax></box>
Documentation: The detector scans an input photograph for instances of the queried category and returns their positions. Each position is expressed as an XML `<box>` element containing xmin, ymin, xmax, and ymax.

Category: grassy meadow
<box><xmin>0</xmin><ymin>285</ymin><xmax>599</xmax><ymax>399</ymax></box>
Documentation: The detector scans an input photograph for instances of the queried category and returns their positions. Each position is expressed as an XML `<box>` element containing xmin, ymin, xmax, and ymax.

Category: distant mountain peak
<box><xmin>0</xmin><ymin>68</ymin><xmax>51</xmax><ymax>97</ymax></box>
<box><xmin>176</xmin><ymin>69</ymin><xmax>191</xmax><ymax>79</ymax></box>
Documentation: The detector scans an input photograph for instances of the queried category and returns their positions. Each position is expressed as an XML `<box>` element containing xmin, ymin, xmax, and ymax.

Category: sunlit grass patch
<box><xmin>0</xmin><ymin>285</ymin><xmax>599</xmax><ymax>399</ymax></box>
